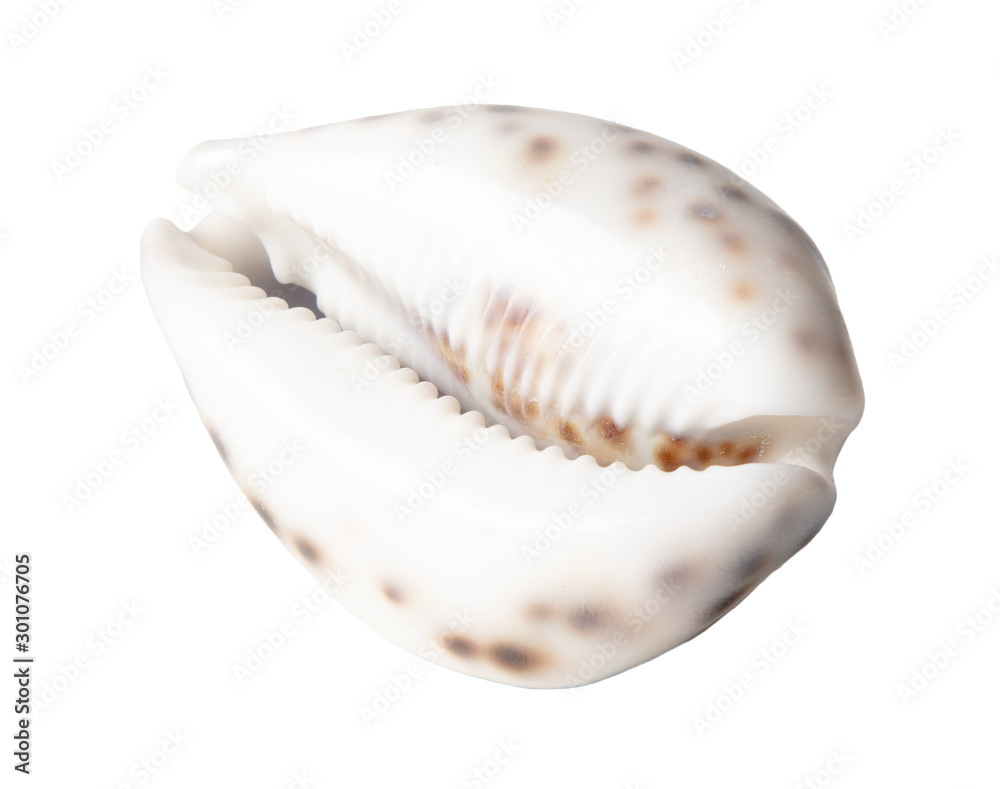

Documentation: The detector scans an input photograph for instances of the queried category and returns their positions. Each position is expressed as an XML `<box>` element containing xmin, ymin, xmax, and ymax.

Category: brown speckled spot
<box><xmin>732</xmin><ymin>279</ymin><xmax>757</xmax><ymax>301</ymax></box>
<box><xmin>719</xmin><ymin>184</ymin><xmax>748</xmax><ymax>203</ymax></box>
<box><xmin>633</xmin><ymin>207</ymin><xmax>657</xmax><ymax>226</ymax></box>
<box><xmin>705</xmin><ymin>582</ymin><xmax>754</xmax><ymax>621</ymax></box>
<box><xmin>567</xmin><ymin>603</ymin><xmax>611</xmax><ymax>633</ymax></box>
<box><xmin>628</xmin><ymin>140</ymin><xmax>657</xmax><ymax>155</ymax></box>
<box><xmin>720</xmin><ymin>233</ymin><xmax>748</xmax><ymax>255</ymax></box>
<box><xmin>206</xmin><ymin>427</ymin><xmax>228</xmax><ymax>465</ymax></box>
<box><xmin>676</xmin><ymin>151</ymin><xmax>704</xmax><ymax>166</ymax></box>
<box><xmin>526</xmin><ymin>400</ymin><xmax>541</xmax><ymax>419</ymax></box>
<box><xmin>737</xmin><ymin>443</ymin><xmax>761</xmax><ymax>462</ymax></box>
<box><xmin>594</xmin><ymin>416</ymin><xmax>628</xmax><ymax>447</ymax></box>
<box><xmin>558</xmin><ymin>420</ymin><xmax>582</xmax><ymax>445</ymax></box>
<box><xmin>250</xmin><ymin>499</ymin><xmax>278</xmax><ymax>533</ymax></box>
<box><xmin>381</xmin><ymin>582</ymin><xmax>404</xmax><ymax>604</ymax></box>
<box><xmin>294</xmin><ymin>536</ymin><xmax>320</xmax><ymax>564</ymax></box>
<box><xmin>526</xmin><ymin>602</ymin><xmax>552</xmax><ymax>620</ymax></box>
<box><xmin>793</xmin><ymin>328</ymin><xmax>820</xmax><ymax>354</ymax></box>
<box><xmin>528</xmin><ymin>136</ymin><xmax>558</xmax><ymax>161</ymax></box>
<box><xmin>654</xmin><ymin>435</ymin><xmax>688</xmax><ymax>472</ymax></box>
<box><xmin>737</xmin><ymin>551</ymin><xmax>768</xmax><ymax>579</ymax></box>
<box><xmin>633</xmin><ymin>175</ymin><xmax>663</xmax><ymax>194</ymax></box>
<box><xmin>491</xmin><ymin>643</ymin><xmax>544</xmax><ymax>672</ymax></box>
<box><xmin>441</xmin><ymin>634</ymin><xmax>478</xmax><ymax>657</ymax></box>
<box><xmin>691</xmin><ymin>202</ymin><xmax>720</xmax><ymax>221</ymax></box>
<box><xmin>694</xmin><ymin>445</ymin><xmax>713</xmax><ymax>466</ymax></box>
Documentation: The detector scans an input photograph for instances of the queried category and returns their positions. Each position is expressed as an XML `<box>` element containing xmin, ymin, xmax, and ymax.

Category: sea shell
<box><xmin>141</xmin><ymin>105</ymin><xmax>863</xmax><ymax>688</ymax></box>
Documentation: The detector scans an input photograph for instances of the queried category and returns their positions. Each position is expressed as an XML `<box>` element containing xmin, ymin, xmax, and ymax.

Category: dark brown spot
<box><xmin>528</xmin><ymin>136</ymin><xmax>557</xmax><ymax>161</ymax></box>
<box><xmin>737</xmin><ymin>443</ymin><xmax>761</xmax><ymax>462</ymax></box>
<box><xmin>676</xmin><ymin>151</ymin><xmax>704</xmax><ymax>166</ymax></box>
<box><xmin>558</xmin><ymin>420</ymin><xmax>582</xmax><ymax>445</ymax></box>
<box><xmin>694</xmin><ymin>444</ymin><xmax>713</xmax><ymax>465</ymax></box>
<box><xmin>704</xmin><ymin>582</ymin><xmax>754</xmax><ymax>621</ymax></box>
<box><xmin>491</xmin><ymin>643</ymin><xmax>544</xmax><ymax>672</ymax></box>
<box><xmin>768</xmin><ymin>209</ymin><xmax>822</xmax><ymax>257</ymax></box>
<box><xmin>691</xmin><ymin>202</ymin><xmax>720</xmax><ymax>221</ymax></box>
<box><xmin>294</xmin><ymin>536</ymin><xmax>320</xmax><ymax>564</ymax></box>
<box><xmin>567</xmin><ymin>603</ymin><xmax>611</xmax><ymax>632</ymax></box>
<box><xmin>718</xmin><ymin>184</ymin><xmax>748</xmax><ymax>203</ymax></box>
<box><xmin>654</xmin><ymin>435</ymin><xmax>688</xmax><ymax>472</ymax></box>
<box><xmin>633</xmin><ymin>175</ymin><xmax>663</xmax><ymax>194</ymax></box>
<box><xmin>737</xmin><ymin>551</ymin><xmax>768</xmax><ymax>580</ymax></box>
<box><xmin>441</xmin><ymin>634</ymin><xmax>478</xmax><ymax>657</ymax></box>
<box><xmin>381</xmin><ymin>582</ymin><xmax>404</xmax><ymax>604</ymax></box>
<box><xmin>206</xmin><ymin>427</ymin><xmax>228</xmax><ymax>465</ymax></box>
<box><xmin>717</xmin><ymin>441</ymin><xmax>735</xmax><ymax>458</ymax></box>
<box><xmin>627</xmin><ymin>140</ymin><xmax>657</xmax><ymax>155</ymax></box>
<box><xmin>251</xmin><ymin>499</ymin><xmax>278</xmax><ymax>533</ymax></box>
<box><xmin>593</xmin><ymin>416</ymin><xmax>627</xmax><ymax>446</ymax></box>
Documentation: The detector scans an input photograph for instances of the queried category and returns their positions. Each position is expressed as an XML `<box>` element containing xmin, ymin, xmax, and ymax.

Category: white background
<box><xmin>5</xmin><ymin>0</ymin><xmax>1000</xmax><ymax>786</ymax></box>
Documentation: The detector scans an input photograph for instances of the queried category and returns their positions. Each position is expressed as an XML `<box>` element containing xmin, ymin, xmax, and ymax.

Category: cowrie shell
<box><xmin>141</xmin><ymin>105</ymin><xmax>863</xmax><ymax>687</ymax></box>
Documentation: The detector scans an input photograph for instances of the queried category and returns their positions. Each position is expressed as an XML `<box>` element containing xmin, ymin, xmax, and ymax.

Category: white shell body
<box><xmin>141</xmin><ymin>105</ymin><xmax>863</xmax><ymax>688</ymax></box>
